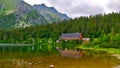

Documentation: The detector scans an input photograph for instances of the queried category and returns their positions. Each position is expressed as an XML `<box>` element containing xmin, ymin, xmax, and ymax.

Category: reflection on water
<box><xmin>0</xmin><ymin>49</ymin><xmax>120</xmax><ymax>68</ymax></box>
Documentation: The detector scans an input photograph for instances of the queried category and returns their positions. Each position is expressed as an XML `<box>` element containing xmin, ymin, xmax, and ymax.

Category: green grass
<box><xmin>77</xmin><ymin>45</ymin><xmax>120</xmax><ymax>54</ymax></box>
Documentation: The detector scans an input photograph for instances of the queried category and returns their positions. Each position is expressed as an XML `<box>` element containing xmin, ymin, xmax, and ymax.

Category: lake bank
<box><xmin>77</xmin><ymin>46</ymin><xmax>120</xmax><ymax>54</ymax></box>
<box><xmin>77</xmin><ymin>46</ymin><xmax>120</xmax><ymax>68</ymax></box>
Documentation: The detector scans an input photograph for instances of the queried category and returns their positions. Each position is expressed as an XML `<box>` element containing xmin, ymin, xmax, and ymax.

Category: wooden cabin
<box><xmin>56</xmin><ymin>33</ymin><xmax>90</xmax><ymax>43</ymax></box>
<box><xmin>57</xmin><ymin>33</ymin><xmax>83</xmax><ymax>43</ymax></box>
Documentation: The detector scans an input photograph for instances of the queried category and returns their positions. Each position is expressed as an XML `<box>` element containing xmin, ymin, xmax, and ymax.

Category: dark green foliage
<box><xmin>0</xmin><ymin>12</ymin><xmax>120</xmax><ymax>49</ymax></box>
<box><xmin>99</xmin><ymin>42</ymin><xmax>120</xmax><ymax>48</ymax></box>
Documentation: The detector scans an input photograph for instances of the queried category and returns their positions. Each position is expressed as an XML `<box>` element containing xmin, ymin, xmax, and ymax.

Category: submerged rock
<box><xmin>38</xmin><ymin>62</ymin><xmax>41</xmax><ymax>64</ymax></box>
<box><xmin>49</xmin><ymin>65</ymin><xmax>54</xmax><ymax>68</ymax></box>
<box><xmin>28</xmin><ymin>63</ymin><xmax>32</xmax><ymax>65</ymax></box>
<box><xmin>113</xmin><ymin>65</ymin><xmax>120</xmax><ymax>68</ymax></box>
<box><xmin>112</xmin><ymin>54</ymin><xmax>120</xmax><ymax>59</ymax></box>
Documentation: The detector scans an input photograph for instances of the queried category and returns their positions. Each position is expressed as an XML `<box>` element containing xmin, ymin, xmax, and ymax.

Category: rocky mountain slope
<box><xmin>0</xmin><ymin>0</ymin><xmax>69</xmax><ymax>29</ymax></box>
<box><xmin>33</xmin><ymin>4</ymin><xmax>69</xmax><ymax>23</ymax></box>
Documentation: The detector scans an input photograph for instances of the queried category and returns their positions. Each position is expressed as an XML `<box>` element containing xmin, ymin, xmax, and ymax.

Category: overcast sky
<box><xmin>23</xmin><ymin>0</ymin><xmax>120</xmax><ymax>18</ymax></box>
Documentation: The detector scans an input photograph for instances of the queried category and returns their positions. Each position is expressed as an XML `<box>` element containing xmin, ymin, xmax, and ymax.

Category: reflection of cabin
<box><xmin>57</xmin><ymin>33</ymin><xmax>83</xmax><ymax>43</ymax></box>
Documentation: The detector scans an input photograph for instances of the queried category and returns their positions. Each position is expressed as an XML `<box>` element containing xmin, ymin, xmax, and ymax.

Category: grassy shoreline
<box><xmin>77</xmin><ymin>46</ymin><xmax>120</xmax><ymax>54</ymax></box>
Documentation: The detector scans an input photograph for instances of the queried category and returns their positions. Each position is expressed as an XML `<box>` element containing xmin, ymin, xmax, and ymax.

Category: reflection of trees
<box><xmin>83</xmin><ymin>50</ymin><xmax>108</xmax><ymax>58</ymax></box>
<box><xmin>82</xmin><ymin>50</ymin><xmax>119</xmax><ymax>64</ymax></box>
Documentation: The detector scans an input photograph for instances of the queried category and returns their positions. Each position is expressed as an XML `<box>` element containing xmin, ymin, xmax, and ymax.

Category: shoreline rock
<box><xmin>112</xmin><ymin>54</ymin><xmax>120</xmax><ymax>68</ymax></box>
<box><xmin>113</xmin><ymin>65</ymin><xmax>120</xmax><ymax>68</ymax></box>
<box><xmin>112</xmin><ymin>54</ymin><xmax>120</xmax><ymax>59</ymax></box>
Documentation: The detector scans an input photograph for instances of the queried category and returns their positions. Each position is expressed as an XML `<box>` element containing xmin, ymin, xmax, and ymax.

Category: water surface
<box><xmin>0</xmin><ymin>49</ymin><xmax>120</xmax><ymax>68</ymax></box>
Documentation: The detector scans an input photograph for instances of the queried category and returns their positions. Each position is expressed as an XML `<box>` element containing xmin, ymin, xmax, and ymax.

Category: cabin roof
<box><xmin>59</xmin><ymin>33</ymin><xmax>81</xmax><ymax>39</ymax></box>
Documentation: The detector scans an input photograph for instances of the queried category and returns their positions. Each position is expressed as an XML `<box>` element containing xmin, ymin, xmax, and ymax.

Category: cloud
<box><xmin>23</xmin><ymin>0</ymin><xmax>52</xmax><ymax>6</ymax></box>
<box><xmin>24</xmin><ymin>0</ymin><xmax>118</xmax><ymax>18</ymax></box>
<box><xmin>108</xmin><ymin>0</ymin><xmax>120</xmax><ymax>12</ymax></box>
<box><xmin>68</xmin><ymin>3</ymin><xmax>104</xmax><ymax>15</ymax></box>
<box><xmin>47</xmin><ymin>0</ymin><xmax>105</xmax><ymax>18</ymax></box>
<box><xmin>47</xmin><ymin>0</ymin><xmax>72</xmax><ymax>12</ymax></box>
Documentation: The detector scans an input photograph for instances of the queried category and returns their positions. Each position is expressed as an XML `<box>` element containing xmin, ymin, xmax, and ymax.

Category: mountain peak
<box><xmin>36</xmin><ymin>3</ymin><xmax>46</xmax><ymax>7</ymax></box>
<box><xmin>40</xmin><ymin>3</ymin><xmax>46</xmax><ymax>6</ymax></box>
